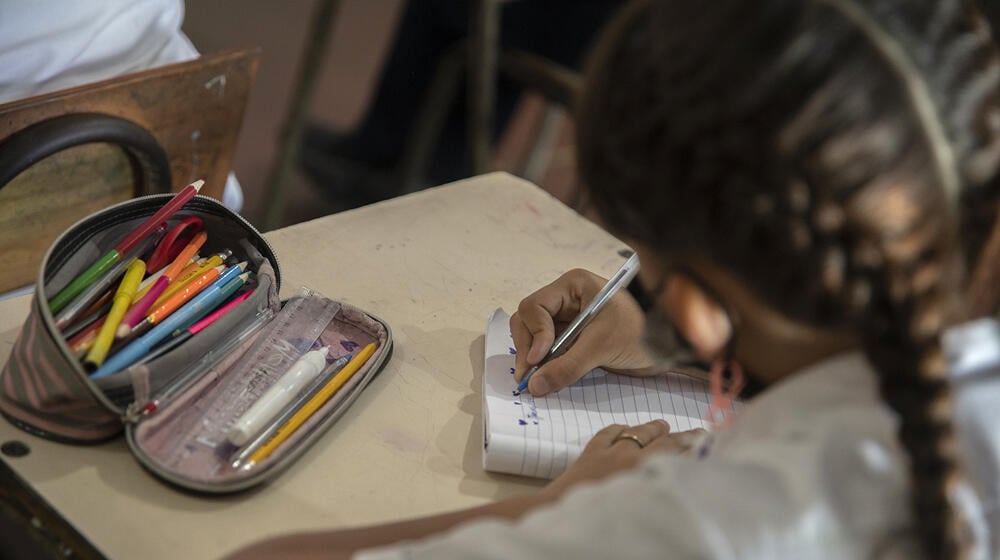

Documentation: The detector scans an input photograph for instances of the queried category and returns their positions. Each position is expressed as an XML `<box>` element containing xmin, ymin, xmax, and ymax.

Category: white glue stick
<box><xmin>228</xmin><ymin>346</ymin><xmax>330</xmax><ymax>446</ymax></box>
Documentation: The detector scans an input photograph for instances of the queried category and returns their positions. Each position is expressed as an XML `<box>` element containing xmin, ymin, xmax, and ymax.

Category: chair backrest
<box><xmin>0</xmin><ymin>48</ymin><xmax>259</xmax><ymax>294</ymax></box>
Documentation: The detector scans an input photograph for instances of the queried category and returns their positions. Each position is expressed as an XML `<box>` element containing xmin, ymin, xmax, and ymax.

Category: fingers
<box><xmin>510</xmin><ymin>270</ymin><xmax>607</xmax><ymax>380</ymax></box>
<box><xmin>588</xmin><ymin>420</ymin><xmax>671</xmax><ymax>450</ymax></box>
<box><xmin>525</xmin><ymin>337</ymin><xmax>594</xmax><ymax>396</ymax></box>
<box><xmin>610</xmin><ymin>419</ymin><xmax>672</xmax><ymax>449</ymax></box>
<box><xmin>644</xmin><ymin>428</ymin><xmax>710</xmax><ymax>456</ymax></box>
<box><xmin>524</xmin><ymin>322</ymin><xmax>616</xmax><ymax>395</ymax></box>
<box><xmin>510</xmin><ymin>309</ymin><xmax>553</xmax><ymax>379</ymax></box>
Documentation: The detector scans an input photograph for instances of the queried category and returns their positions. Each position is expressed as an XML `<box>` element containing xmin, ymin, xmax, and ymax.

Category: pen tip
<box><xmin>191</xmin><ymin>179</ymin><xmax>205</xmax><ymax>191</ymax></box>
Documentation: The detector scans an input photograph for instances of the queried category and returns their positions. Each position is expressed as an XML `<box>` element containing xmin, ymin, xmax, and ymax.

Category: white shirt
<box><xmin>357</xmin><ymin>331</ymin><xmax>1000</xmax><ymax>559</ymax></box>
<box><xmin>0</xmin><ymin>0</ymin><xmax>243</xmax><ymax>211</ymax></box>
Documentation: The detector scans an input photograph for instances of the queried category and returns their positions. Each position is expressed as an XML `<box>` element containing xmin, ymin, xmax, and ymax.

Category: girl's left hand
<box><xmin>542</xmin><ymin>420</ymin><xmax>708</xmax><ymax>500</ymax></box>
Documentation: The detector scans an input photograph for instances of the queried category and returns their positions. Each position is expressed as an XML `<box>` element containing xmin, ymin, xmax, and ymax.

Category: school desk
<box><xmin>0</xmin><ymin>172</ymin><xmax>630</xmax><ymax>559</ymax></box>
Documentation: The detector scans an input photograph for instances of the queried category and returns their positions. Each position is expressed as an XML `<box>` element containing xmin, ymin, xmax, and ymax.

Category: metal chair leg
<box><xmin>259</xmin><ymin>0</ymin><xmax>341</xmax><ymax>231</ymax></box>
<box><xmin>468</xmin><ymin>0</ymin><xmax>500</xmax><ymax>176</ymax></box>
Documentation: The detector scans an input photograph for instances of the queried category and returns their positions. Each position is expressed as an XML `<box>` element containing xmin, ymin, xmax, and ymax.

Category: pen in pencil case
<box><xmin>231</xmin><ymin>353</ymin><xmax>352</xmax><ymax>468</ymax></box>
<box><xmin>61</xmin><ymin>296</ymin><xmax>113</xmax><ymax>341</ymax></box>
<box><xmin>516</xmin><ymin>253</ymin><xmax>640</xmax><ymax>393</ymax></box>
<box><xmin>65</xmin><ymin>260</ymin><xmax>168</xmax><ymax>355</ymax></box>
<box><xmin>139</xmin><ymin>265</ymin><xmax>226</xmax><ymax>327</ymax></box>
<box><xmin>48</xmin><ymin>180</ymin><xmax>203</xmax><ymax>314</ymax></box>
<box><xmin>228</xmin><ymin>346</ymin><xmax>332</xmax><ymax>446</ymax></box>
<box><xmin>53</xmin><ymin>226</ymin><xmax>166</xmax><ymax>332</ymax></box>
<box><xmin>155</xmin><ymin>249</ymin><xmax>232</xmax><ymax>305</ymax></box>
<box><xmin>132</xmin><ymin>229</ymin><xmax>207</xmax><ymax>303</ymax></box>
<box><xmin>118</xmin><ymin>231</ymin><xmax>207</xmax><ymax>340</ymax></box>
<box><xmin>116</xmin><ymin>262</ymin><xmax>247</xmax><ymax>347</ymax></box>
<box><xmin>91</xmin><ymin>270</ymin><xmax>250</xmax><ymax>379</ymax></box>
<box><xmin>138</xmin><ymin>303</ymin><xmax>275</xmax><ymax>416</ymax></box>
<box><xmin>83</xmin><ymin>259</ymin><xmax>146</xmax><ymax>371</ymax></box>
<box><xmin>241</xmin><ymin>343</ymin><xmax>377</xmax><ymax>469</ymax></box>
<box><xmin>133</xmin><ymin>289</ymin><xmax>254</xmax><ymax>367</ymax></box>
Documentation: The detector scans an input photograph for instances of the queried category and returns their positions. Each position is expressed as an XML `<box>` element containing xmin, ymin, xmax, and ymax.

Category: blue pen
<box><xmin>91</xmin><ymin>269</ymin><xmax>250</xmax><ymax>379</ymax></box>
<box><xmin>516</xmin><ymin>253</ymin><xmax>640</xmax><ymax>394</ymax></box>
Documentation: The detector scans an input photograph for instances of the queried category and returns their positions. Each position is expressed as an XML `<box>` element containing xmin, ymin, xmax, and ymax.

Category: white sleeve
<box><xmin>353</xmin><ymin>398</ymin><xmax>916</xmax><ymax>559</ymax></box>
<box><xmin>0</xmin><ymin>0</ymin><xmax>244</xmax><ymax>212</ymax></box>
<box><xmin>0</xmin><ymin>0</ymin><xmax>195</xmax><ymax>101</ymax></box>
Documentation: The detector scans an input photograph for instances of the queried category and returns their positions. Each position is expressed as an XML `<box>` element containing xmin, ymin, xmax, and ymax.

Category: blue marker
<box><xmin>90</xmin><ymin>269</ymin><xmax>250</xmax><ymax>379</ymax></box>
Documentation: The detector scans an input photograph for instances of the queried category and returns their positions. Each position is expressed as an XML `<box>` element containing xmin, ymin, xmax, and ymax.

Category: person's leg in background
<box><xmin>299</xmin><ymin>0</ymin><xmax>621</xmax><ymax>208</ymax></box>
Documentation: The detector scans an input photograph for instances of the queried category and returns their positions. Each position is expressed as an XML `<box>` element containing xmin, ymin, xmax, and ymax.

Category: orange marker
<box><xmin>145</xmin><ymin>265</ymin><xmax>224</xmax><ymax>325</ymax></box>
<box><xmin>123</xmin><ymin>261</ymin><xmax>246</xmax><ymax>344</ymax></box>
<box><xmin>133</xmin><ymin>231</ymin><xmax>207</xmax><ymax>301</ymax></box>
<box><xmin>154</xmin><ymin>250</ymin><xmax>231</xmax><ymax>307</ymax></box>
<box><xmin>120</xmin><ymin>231</ymin><xmax>208</xmax><ymax>339</ymax></box>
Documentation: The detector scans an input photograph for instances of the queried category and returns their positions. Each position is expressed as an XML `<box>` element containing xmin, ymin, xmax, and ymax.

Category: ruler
<box><xmin>162</xmin><ymin>290</ymin><xmax>342</xmax><ymax>467</ymax></box>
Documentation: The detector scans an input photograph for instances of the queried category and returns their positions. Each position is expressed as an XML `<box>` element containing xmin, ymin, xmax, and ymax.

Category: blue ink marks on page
<box><xmin>340</xmin><ymin>340</ymin><xmax>361</xmax><ymax>352</ymax></box>
<box><xmin>514</xmin><ymin>394</ymin><xmax>541</xmax><ymax>426</ymax></box>
<box><xmin>509</xmin><ymin>347</ymin><xmax>516</xmax><ymax>355</ymax></box>
<box><xmin>509</xmin><ymin>367</ymin><xmax>515</xmax><ymax>375</ymax></box>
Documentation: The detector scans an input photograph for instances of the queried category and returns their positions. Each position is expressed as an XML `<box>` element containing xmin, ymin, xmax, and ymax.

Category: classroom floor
<box><xmin>182</xmin><ymin>0</ymin><xmax>577</xmax><ymax>231</ymax></box>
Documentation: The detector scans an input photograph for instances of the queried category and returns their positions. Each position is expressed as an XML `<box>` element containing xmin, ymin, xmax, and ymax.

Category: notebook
<box><xmin>482</xmin><ymin>308</ymin><xmax>721</xmax><ymax>479</ymax></box>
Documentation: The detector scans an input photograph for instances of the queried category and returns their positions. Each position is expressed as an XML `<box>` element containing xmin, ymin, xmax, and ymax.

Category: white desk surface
<box><xmin>0</xmin><ymin>173</ymin><xmax>629</xmax><ymax>559</ymax></box>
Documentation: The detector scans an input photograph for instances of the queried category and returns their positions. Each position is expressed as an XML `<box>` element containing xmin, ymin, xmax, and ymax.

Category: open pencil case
<box><xmin>0</xmin><ymin>194</ymin><xmax>393</xmax><ymax>493</ymax></box>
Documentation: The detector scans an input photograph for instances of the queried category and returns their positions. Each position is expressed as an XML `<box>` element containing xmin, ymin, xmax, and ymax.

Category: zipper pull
<box><xmin>122</xmin><ymin>401</ymin><xmax>154</xmax><ymax>424</ymax></box>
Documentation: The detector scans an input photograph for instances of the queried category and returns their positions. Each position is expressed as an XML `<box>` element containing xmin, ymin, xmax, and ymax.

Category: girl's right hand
<box><xmin>510</xmin><ymin>269</ymin><xmax>656</xmax><ymax>396</ymax></box>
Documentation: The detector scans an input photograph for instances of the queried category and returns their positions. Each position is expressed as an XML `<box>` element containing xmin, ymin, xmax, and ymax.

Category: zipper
<box><xmin>34</xmin><ymin>195</ymin><xmax>281</xmax><ymax>417</ymax></box>
<box><xmin>124</xmin><ymin>320</ymin><xmax>394</xmax><ymax>493</ymax></box>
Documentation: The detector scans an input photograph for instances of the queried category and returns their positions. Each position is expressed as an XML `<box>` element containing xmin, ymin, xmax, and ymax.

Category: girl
<box><xmin>229</xmin><ymin>0</ymin><xmax>1000</xmax><ymax>557</ymax></box>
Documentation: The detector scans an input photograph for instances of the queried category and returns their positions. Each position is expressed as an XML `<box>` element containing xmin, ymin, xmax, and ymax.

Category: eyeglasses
<box><xmin>629</xmin><ymin>269</ymin><xmax>741</xmax><ymax>371</ymax></box>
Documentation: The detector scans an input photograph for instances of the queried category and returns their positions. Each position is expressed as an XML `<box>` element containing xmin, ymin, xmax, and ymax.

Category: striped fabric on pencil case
<box><xmin>0</xmin><ymin>299</ymin><xmax>121</xmax><ymax>441</ymax></box>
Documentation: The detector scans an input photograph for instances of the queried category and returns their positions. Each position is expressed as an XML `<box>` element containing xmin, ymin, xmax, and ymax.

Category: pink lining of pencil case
<box><xmin>130</xmin><ymin>304</ymin><xmax>388</xmax><ymax>484</ymax></box>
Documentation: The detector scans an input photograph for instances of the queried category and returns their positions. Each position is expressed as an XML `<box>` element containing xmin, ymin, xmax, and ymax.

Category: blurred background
<box><xmin>183</xmin><ymin>0</ymin><xmax>581</xmax><ymax>230</ymax></box>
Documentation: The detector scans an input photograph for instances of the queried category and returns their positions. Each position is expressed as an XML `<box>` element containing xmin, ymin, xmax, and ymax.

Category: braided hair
<box><xmin>578</xmin><ymin>0</ymin><xmax>1000</xmax><ymax>557</ymax></box>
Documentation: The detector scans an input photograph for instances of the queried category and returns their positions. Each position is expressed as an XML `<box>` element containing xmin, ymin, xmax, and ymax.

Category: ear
<box><xmin>663</xmin><ymin>274</ymin><xmax>733</xmax><ymax>362</ymax></box>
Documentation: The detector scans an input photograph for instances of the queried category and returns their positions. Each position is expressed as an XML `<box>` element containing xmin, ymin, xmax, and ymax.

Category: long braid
<box><xmin>578</xmin><ymin>0</ymin><xmax>1000</xmax><ymax>557</ymax></box>
<box><xmin>830</xmin><ymin>3</ymin><xmax>1000</xmax><ymax>557</ymax></box>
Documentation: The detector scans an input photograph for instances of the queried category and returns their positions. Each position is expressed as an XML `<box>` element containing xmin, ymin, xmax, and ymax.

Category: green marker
<box><xmin>48</xmin><ymin>250</ymin><xmax>121</xmax><ymax>314</ymax></box>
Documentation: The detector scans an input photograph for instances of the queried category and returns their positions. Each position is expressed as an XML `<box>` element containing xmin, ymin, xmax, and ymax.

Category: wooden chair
<box><xmin>0</xmin><ymin>48</ymin><xmax>259</xmax><ymax>294</ymax></box>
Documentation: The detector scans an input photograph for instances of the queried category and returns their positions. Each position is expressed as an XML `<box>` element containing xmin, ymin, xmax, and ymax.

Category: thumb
<box><xmin>528</xmin><ymin>325</ymin><xmax>615</xmax><ymax>396</ymax></box>
<box><xmin>529</xmin><ymin>343</ymin><xmax>599</xmax><ymax>396</ymax></box>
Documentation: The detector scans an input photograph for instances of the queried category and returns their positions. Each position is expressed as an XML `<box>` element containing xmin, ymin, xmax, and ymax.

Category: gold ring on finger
<box><xmin>611</xmin><ymin>432</ymin><xmax>647</xmax><ymax>449</ymax></box>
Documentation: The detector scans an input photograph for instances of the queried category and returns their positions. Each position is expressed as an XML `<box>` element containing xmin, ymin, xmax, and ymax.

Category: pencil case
<box><xmin>0</xmin><ymin>194</ymin><xmax>393</xmax><ymax>493</ymax></box>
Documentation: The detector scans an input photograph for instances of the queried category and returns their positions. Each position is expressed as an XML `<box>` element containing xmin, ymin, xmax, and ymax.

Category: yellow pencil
<box><xmin>154</xmin><ymin>251</ymin><xmax>227</xmax><ymax>306</ymax></box>
<box><xmin>244</xmin><ymin>343</ymin><xmax>377</xmax><ymax>467</ymax></box>
<box><xmin>172</xmin><ymin>257</ymin><xmax>207</xmax><ymax>286</ymax></box>
<box><xmin>84</xmin><ymin>259</ymin><xmax>146</xmax><ymax>369</ymax></box>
